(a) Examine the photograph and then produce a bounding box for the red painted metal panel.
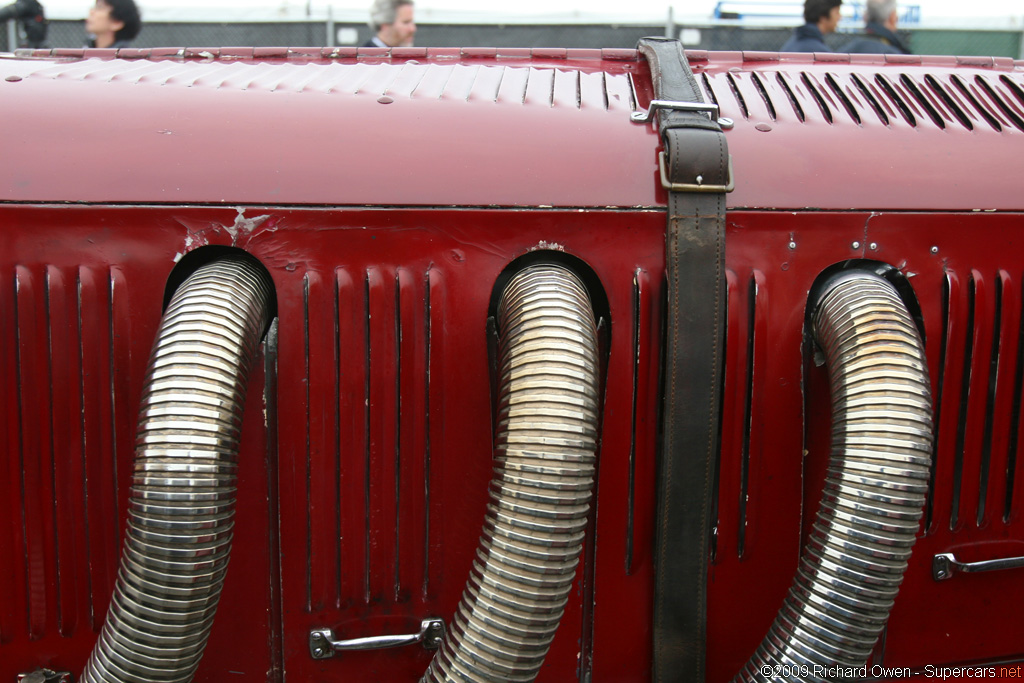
[16,265,59,641]
[717,269,745,564]
[306,270,338,612]
[929,270,964,537]
[3,195,1024,682]
[46,266,87,638]
[985,272,1019,531]
[957,270,993,531]
[0,267,28,646]
[336,267,369,605]
[707,214,859,683]
[425,266,448,601]
[80,204,660,682]
[395,267,429,602]
[0,54,658,209]
[687,53,1024,212]
[201,354,275,679]
[4,51,1022,212]
[842,212,1024,670]
[77,266,119,633]
[366,265,399,605]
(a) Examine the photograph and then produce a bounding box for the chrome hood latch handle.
[309,619,445,659]
[933,551,1024,581]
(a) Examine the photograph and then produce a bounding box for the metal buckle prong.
[631,99,721,124]
[658,151,735,193]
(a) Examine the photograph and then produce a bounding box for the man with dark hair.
[780,0,842,52]
[0,0,47,49]
[845,0,910,54]
[362,0,415,48]
[85,0,140,48]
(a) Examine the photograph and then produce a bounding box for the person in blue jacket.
[845,0,911,54]
[781,0,842,52]
[85,0,140,48]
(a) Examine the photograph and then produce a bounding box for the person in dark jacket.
[844,0,910,54]
[85,0,140,48]
[362,0,415,48]
[780,0,842,53]
[0,0,47,49]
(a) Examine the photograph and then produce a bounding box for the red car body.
[1,44,1022,681]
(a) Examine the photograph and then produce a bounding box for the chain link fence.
[4,18,1022,58]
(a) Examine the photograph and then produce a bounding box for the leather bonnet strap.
[637,36,730,683]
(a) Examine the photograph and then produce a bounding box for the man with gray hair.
[844,0,910,54]
[362,0,415,48]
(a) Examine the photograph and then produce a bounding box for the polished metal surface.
[933,552,1024,581]
[735,272,934,683]
[310,619,445,659]
[422,264,600,683]
[81,256,273,683]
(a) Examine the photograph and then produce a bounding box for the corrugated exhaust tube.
[735,272,933,683]
[423,264,601,683]
[82,256,273,683]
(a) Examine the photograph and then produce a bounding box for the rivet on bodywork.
[931,246,939,254]
[852,241,861,249]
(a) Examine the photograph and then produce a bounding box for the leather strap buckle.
[632,99,720,124]
[658,151,734,193]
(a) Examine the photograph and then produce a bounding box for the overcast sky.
[42,0,1024,26]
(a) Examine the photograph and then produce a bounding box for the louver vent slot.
[875,74,917,126]
[950,74,1003,131]
[701,71,719,112]
[727,72,750,120]
[930,269,1022,536]
[750,72,777,121]
[0,265,131,643]
[975,75,1024,132]
[625,268,658,575]
[1001,75,1024,111]
[714,269,768,562]
[776,72,806,122]
[851,73,890,125]
[825,72,861,124]
[900,74,946,129]
[287,265,438,612]
[925,74,974,130]
[801,72,833,123]
[24,59,636,113]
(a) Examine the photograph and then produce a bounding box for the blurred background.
[5,0,1024,57]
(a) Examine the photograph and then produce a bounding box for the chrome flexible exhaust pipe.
[82,256,273,683]
[423,264,601,683]
[736,272,933,682]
